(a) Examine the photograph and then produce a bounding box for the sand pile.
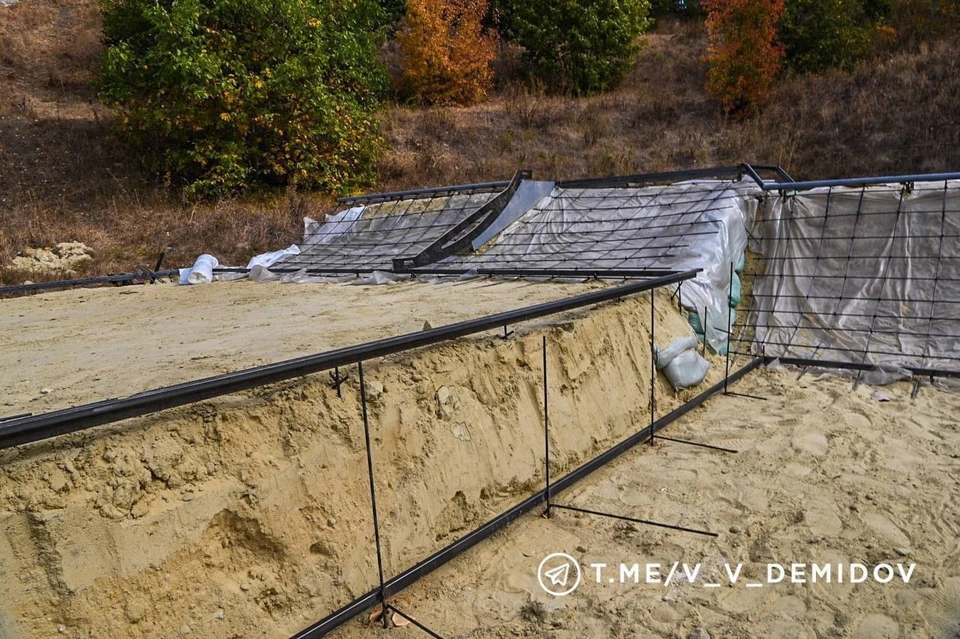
[0,279,602,414]
[0,286,708,638]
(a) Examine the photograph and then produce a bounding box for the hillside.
[1,1,958,282]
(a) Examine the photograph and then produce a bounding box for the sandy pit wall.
[0,288,725,638]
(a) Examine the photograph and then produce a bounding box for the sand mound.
[0,288,710,637]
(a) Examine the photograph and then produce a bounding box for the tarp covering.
[279,192,496,272]
[748,180,960,376]
[443,180,762,350]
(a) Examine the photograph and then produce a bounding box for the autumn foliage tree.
[396,0,498,105]
[703,0,786,117]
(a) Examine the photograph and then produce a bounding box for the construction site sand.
[0,279,603,414]
[0,279,712,637]
[332,370,960,639]
[1,280,958,638]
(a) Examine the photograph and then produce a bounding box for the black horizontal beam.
[759,172,960,192]
[557,166,746,189]
[0,270,179,296]
[337,180,512,205]
[0,271,698,450]
[403,267,686,278]
[760,355,960,379]
[215,266,686,280]
[291,356,762,638]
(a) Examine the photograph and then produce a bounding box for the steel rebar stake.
[724,262,734,394]
[358,361,389,628]
[543,335,551,518]
[649,289,656,445]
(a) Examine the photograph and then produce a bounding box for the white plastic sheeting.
[246,244,300,270]
[441,180,762,351]
[748,181,960,376]
[179,254,219,285]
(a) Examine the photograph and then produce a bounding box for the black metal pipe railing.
[0,270,699,449]
[337,180,512,205]
[0,270,179,297]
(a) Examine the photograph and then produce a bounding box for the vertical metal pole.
[358,361,389,628]
[649,289,656,445]
[677,280,683,312]
[702,306,708,357]
[543,335,551,518]
[724,262,734,394]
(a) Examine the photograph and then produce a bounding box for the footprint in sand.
[852,613,899,639]
[863,512,911,547]
[792,431,828,457]
[843,410,872,430]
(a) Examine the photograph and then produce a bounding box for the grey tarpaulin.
[747,180,960,376]
[441,179,762,351]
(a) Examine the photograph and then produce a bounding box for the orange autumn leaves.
[396,0,498,106]
[703,0,786,117]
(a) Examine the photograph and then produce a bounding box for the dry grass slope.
[0,4,958,282]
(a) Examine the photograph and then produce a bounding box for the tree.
[501,0,652,95]
[778,0,886,73]
[396,0,498,105]
[99,0,389,198]
[703,0,786,116]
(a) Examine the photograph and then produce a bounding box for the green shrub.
[649,0,703,16]
[99,0,389,198]
[500,0,652,95]
[778,0,886,73]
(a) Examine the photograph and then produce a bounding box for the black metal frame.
[392,170,531,271]
[0,269,179,297]
[1,163,786,296]
[2,265,772,639]
[291,355,761,639]
[734,173,960,387]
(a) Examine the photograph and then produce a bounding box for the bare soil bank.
[0,284,707,638]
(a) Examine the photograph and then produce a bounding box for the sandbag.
[729,272,742,306]
[663,349,711,390]
[655,334,699,369]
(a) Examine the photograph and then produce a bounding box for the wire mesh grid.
[438,180,762,272]
[279,189,499,272]
[735,180,960,377]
